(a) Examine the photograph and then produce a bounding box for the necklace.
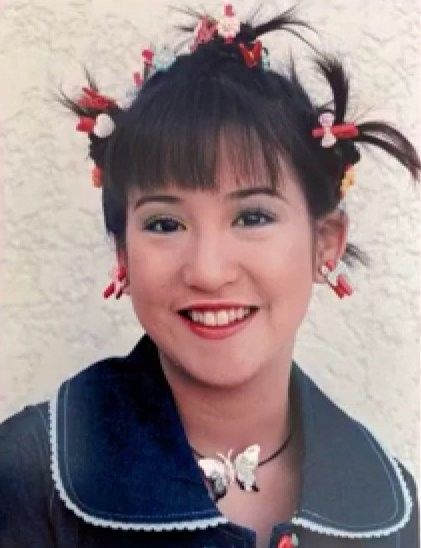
[191,431,293,501]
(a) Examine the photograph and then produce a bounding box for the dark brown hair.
[60,5,420,267]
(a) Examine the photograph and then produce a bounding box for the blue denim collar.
[49,333,412,538]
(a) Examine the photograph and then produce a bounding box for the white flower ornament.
[318,111,337,148]
[93,113,115,138]
[216,4,241,42]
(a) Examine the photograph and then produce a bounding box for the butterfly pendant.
[197,444,260,501]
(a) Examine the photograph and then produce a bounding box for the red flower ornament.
[238,40,262,68]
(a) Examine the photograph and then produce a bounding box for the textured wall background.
[0,0,419,483]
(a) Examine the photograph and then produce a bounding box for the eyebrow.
[132,187,285,210]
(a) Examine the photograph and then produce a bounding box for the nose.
[181,232,238,292]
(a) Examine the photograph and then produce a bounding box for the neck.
[159,348,295,462]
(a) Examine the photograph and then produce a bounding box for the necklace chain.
[191,429,293,466]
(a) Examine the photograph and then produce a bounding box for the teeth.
[204,311,218,326]
[228,309,237,323]
[187,307,252,326]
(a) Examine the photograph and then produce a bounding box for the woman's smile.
[177,305,259,340]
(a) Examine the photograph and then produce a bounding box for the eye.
[235,208,276,227]
[143,217,184,233]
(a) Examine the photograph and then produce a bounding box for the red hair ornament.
[191,16,218,51]
[312,112,358,148]
[142,48,154,66]
[76,116,96,133]
[77,87,116,111]
[133,72,143,88]
[238,40,262,68]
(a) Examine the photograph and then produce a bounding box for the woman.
[0,4,419,547]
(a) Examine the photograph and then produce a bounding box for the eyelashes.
[142,208,277,233]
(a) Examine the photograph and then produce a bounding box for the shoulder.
[291,363,419,543]
[0,402,50,470]
[0,401,51,485]
[0,401,49,443]
[0,402,55,544]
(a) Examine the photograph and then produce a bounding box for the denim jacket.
[0,333,419,547]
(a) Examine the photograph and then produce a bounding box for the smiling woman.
[0,2,420,548]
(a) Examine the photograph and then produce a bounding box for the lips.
[178,306,258,340]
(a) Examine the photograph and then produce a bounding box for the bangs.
[105,74,290,196]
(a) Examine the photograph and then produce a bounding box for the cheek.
[261,222,314,322]
[254,221,314,282]
[125,228,168,311]
[128,251,168,301]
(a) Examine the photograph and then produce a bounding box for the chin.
[164,347,267,390]
[191,365,260,389]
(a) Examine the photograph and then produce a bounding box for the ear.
[313,208,349,284]
[116,247,130,295]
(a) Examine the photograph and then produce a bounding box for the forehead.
[127,160,306,213]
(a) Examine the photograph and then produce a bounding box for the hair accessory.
[91,165,103,188]
[76,116,96,133]
[261,47,270,70]
[238,40,262,68]
[142,48,154,67]
[340,164,355,198]
[312,111,359,148]
[191,16,218,51]
[216,4,241,43]
[153,46,177,71]
[75,111,115,140]
[278,534,299,548]
[77,87,117,111]
[192,430,292,501]
[103,265,128,299]
[320,259,353,299]
[92,113,116,138]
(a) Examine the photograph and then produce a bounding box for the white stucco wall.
[0,0,419,484]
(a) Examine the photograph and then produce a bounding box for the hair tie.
[312,111,359,148]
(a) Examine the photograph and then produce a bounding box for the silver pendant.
[197,445,260,500]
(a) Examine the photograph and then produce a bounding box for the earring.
[320,259,353,299]
[103,265,128,299]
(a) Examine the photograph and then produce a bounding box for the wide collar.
[49,333,413,538]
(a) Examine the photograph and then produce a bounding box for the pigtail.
[314,55,420,181]
[354,122,420,180]
[315,57,348,123]
[313,54,420,269]
[56,68,121,187]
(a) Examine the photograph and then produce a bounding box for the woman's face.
[122,154,338,387]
